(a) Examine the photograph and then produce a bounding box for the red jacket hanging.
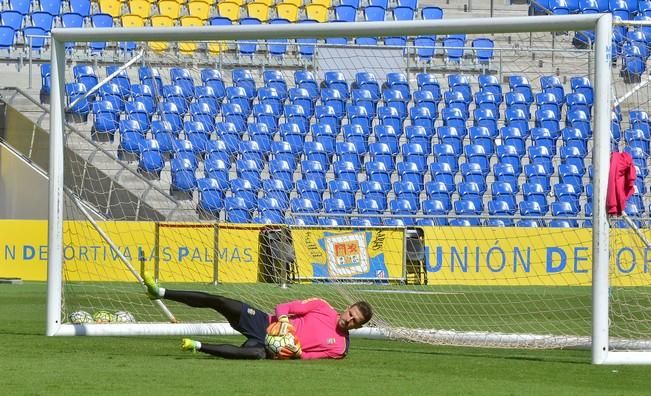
[606,152,636,216]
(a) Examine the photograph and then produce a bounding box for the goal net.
[46,14,646,364]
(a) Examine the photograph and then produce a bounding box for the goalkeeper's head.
[337,301,373,331]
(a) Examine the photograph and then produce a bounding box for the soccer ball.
[265,332,298,355]
[113,311,136,323]
[69,310,93,324]
[92,310,115,323]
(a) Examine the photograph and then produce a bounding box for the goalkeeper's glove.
[266,315,295,336]
[277,341,302,360]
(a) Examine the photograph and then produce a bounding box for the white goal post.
[45,13,641,365]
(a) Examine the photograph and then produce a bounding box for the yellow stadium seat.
[121,13,145,27]
[254,0,275,6]
[179,16,204,54]
[217,2,241,21]
[149,15,174,52]
[187,0,212,20]
[310,0,331,8]
[305,3,328,23]
[128,0,151,19]
[275,2,299,22]
[98,0,122,18]
[158,0,182,20]
[246,2,270,22]
[282,0,302,6]
[224,0,246,6]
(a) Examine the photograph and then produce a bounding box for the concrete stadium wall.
[0,144,48,219]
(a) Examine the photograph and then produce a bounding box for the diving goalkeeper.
[143,273,373,360]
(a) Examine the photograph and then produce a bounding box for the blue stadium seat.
[354,72,381,101]
[342,124,368,158]
[257,87,282,118]
[158,102,183,135]
[433,144,459,174]
[501,126,526,156]
[413,89,439,119]
[570,76,593,106]
[263,179,290,210]
[522,182,549,214]
[560,145,586,175]
[197,178,225,218]
[324,197,350,220]
[236,159,262,191]
[494,163,519,192]
[389,199,416,225]
[458,182,484,212]
[464,144,490,175]
[92,100,119,140]
[204,157,229,186]
[279,122,305,156]
[360,180,387,211]
[453,200,481,226]
[416,73,442,101]
[421,6,443,19]
[170,158,197,197]
[290,197,317,225]
[232,68,257,100]
[69,0,90,16]
[385,72,411,101]
[519,201,546,226]
[393,181,420,211]
[425,182,451,211]
[375,125,399,154]
[369,142,395,172]
[296,178,323,209]
[302,159,327,191]
[226,196,252,223]
[328,180,355,212]
[125,101,151,132]
[528,145,554,175]
[288,87,313,117]
[531,127,557,155]
[472,38,495,65]
[443,36,464,64]
[65,82,90,122]
[257,197,284,224]
[199,69,225,103]
[252,104,276,134]
[312,123,336,157]
[491,181,517,209]
[438,126,462,155]
[508,75,534,106]
[352,89,377,119]
[496,144,523,175]
[315,105,340,132]
[364,5,385,21]
[294,70,319,101]
[139,66,162,98]
[89,13,112,52]
[138,139,164,178]
[478,74,503,104]
[334,160,359,191]
[487,199,515,226]
[402,143,427,171]
[347,105,372,136]
[551,201,579,227]
[469,126,495,156]
[559,164,584,193]
[357,198,382,226]
[441,107,466,137]
[151,121,175,158]
[475,91,500,120]
[525,163,552,193]
[540,75,565,104]
[398,160,424,190]
[231,178,258,210]
[184,121,209,156]
[421,199,448,226]
[460,162,487,194]
[365,161,391,191]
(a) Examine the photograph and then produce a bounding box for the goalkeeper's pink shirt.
[271,298,349,360]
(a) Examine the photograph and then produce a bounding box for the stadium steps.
[0,87,200,221]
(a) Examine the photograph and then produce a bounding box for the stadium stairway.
[0,85,199,221]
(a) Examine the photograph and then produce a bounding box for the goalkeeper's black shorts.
[235,303,270,348]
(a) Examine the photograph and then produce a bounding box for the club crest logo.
[324,233,369,277]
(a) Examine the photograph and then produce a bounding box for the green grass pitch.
[1,282,649,395]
